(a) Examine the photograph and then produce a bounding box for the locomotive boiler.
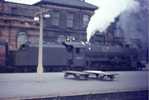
[85,43,139,70]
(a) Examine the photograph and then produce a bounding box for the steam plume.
[86,0,140,42]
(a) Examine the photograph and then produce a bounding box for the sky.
[5,0,96,5]
[5,0,40,4]
[5,0,139,42]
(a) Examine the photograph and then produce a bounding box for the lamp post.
[35,8,50,75]
[37,13,44,74]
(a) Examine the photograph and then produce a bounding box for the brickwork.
[0,1,96,50]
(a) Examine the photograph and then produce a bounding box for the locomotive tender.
[0,41,142,72]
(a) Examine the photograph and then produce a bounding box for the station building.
[0,0,97,50]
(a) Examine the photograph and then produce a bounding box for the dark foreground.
[0,71,148,100]
[30,90,148,100]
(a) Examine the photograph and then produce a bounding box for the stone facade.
[0,0,97,50]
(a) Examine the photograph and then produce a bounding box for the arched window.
[17,31,28,49]
[51,11,60,26]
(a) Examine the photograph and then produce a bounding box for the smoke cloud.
[86,0,140,42]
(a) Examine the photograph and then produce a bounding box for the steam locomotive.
[0,40,143,72]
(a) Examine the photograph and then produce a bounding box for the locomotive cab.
[63,42,86,70]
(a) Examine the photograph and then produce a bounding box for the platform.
[0,71,148,99]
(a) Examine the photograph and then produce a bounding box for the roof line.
[34,1,98,10]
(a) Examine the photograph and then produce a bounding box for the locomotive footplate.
[64,71,89,80]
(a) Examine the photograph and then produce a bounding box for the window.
[0,31,2,37]
[67,13,73,28]
[51,12,60,26]
[11,7,18,13]
[17,32,28,48]
[76,48,80,54]
[83,15,89,27]
[0,3,4,12]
